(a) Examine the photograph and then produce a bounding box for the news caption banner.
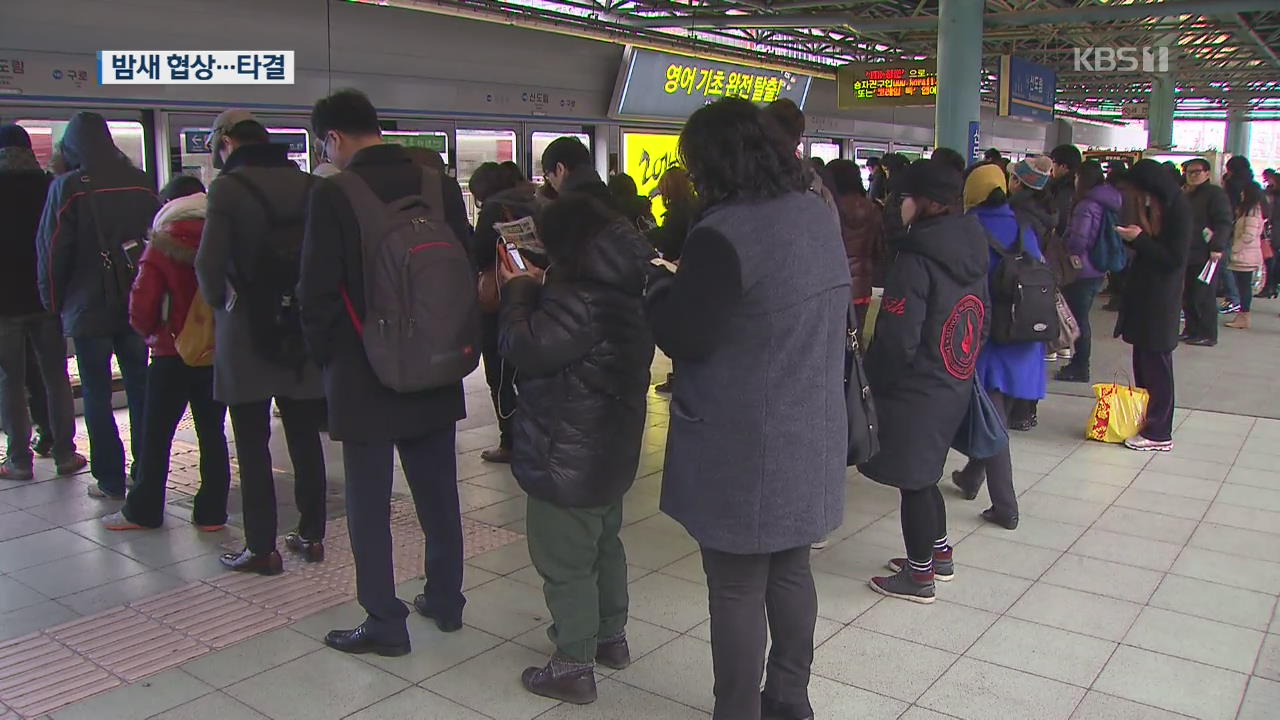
[98,51,295,84]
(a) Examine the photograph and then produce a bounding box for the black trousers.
[900,484,947,563]
[123,356,230,528]
[228,397,327,554]
[343,425,465,643]
[481,314,516,448]
[1182,268,1218,342]
[701,545,816,720]
[1133,348,1175,442]
[956,388,1019,518]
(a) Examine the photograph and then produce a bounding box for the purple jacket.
[1065,183,1123,279]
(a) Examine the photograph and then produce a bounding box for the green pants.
[525,496,629,664]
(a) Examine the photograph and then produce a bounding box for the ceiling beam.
[625,0,1277,30]
[1235,13,1280,69]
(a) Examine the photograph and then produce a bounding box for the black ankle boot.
[521,655,597,704]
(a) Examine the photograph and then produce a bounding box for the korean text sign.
[837,60,938,109]
[612,47,811,120]
[99,51,294,84]
[998,55,1056,122]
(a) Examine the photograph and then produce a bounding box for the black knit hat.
[897,158,963,206]
[0,124,32,149]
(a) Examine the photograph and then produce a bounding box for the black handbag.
[952,380,1009,459]
[845,307,880,466]
[82,175,145,313]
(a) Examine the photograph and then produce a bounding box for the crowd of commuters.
[5,87,1280,720]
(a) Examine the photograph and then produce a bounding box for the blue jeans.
[1220,261,1242,305]
[73,331,148,495]
[1061,277,1104,373]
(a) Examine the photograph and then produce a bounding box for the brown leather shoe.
[595,634,630,670]
[521,656,596,704]
[219,548,283,575]
[284,532,325,563]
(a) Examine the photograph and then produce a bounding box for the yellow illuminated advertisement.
[623,131,681,223]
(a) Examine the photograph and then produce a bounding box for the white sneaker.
[1045,352,1060,361]
[811,538,830,550]
[1058,349,1074,360]
[1124,435,1173,452]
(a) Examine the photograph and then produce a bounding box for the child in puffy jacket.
[1226,181,1267,330]
[100,176,232,533]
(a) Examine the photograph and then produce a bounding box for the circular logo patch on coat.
[940,294,984,380]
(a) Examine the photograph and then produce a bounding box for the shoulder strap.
[80,175,114,256]
[985,231,1010,258]
[223,172,280,226]
[420,168,446,224]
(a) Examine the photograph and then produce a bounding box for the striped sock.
[908,557,933,574]
[934,537,951,554]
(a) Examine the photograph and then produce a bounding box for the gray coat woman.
[645,98,849,720]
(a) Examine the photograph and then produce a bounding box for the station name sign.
[998,55,1056,123]
[837,60,938,109]
[611,47,811,120]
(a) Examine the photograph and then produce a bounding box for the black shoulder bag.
[846,306,880,466]
[82,175,145,314]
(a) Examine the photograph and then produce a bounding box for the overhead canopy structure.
[355,0,1280,120]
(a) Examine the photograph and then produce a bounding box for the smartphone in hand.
[505,241,527,271]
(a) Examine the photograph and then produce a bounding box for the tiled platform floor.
[3,305,1280,719]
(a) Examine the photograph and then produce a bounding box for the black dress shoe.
[762,692,815,720]
[981,508,1019,530]
[951,471,979,501]
[324,624,411,657]
[1185,337,1217,347]
[219,548,283,575]
[413,594,463,632]
[284,532,325,563]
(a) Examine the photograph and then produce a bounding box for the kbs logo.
[1073,46,1169,73]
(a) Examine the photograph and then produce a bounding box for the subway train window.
[809,141,840,164]
[458,128,516,221]
[17,119,147,172]
[531,131,590,183]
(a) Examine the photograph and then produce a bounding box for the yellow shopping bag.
[1086,382,1150,443]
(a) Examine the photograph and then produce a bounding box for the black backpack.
[225,172,312,372]
[987,224,1059,345]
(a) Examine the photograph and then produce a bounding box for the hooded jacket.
[971,203,1047,402]
[1065,183,1124,280]
[129,193,205,356]
[0,147,51,317]
[1047,171,1075,237]
[1114,160,1191,353]
[859,212,990,490]
[36,112,159,337]
[499,194,656,507]
[1008,187,1055,242]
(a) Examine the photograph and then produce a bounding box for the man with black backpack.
[196,110,328,575]
[36,112,155,499]
[298,90,477,657]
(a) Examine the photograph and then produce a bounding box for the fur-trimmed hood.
[148,192,206,264]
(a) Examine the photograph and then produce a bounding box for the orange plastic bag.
[1086,382,1149,443]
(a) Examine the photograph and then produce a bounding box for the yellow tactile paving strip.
[0,498,523,719]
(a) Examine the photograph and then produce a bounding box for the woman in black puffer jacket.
[497,191,655,705]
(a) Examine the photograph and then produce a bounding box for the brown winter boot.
[1226,312,1251,329]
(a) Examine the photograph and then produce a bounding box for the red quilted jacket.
[129,194,205,357]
